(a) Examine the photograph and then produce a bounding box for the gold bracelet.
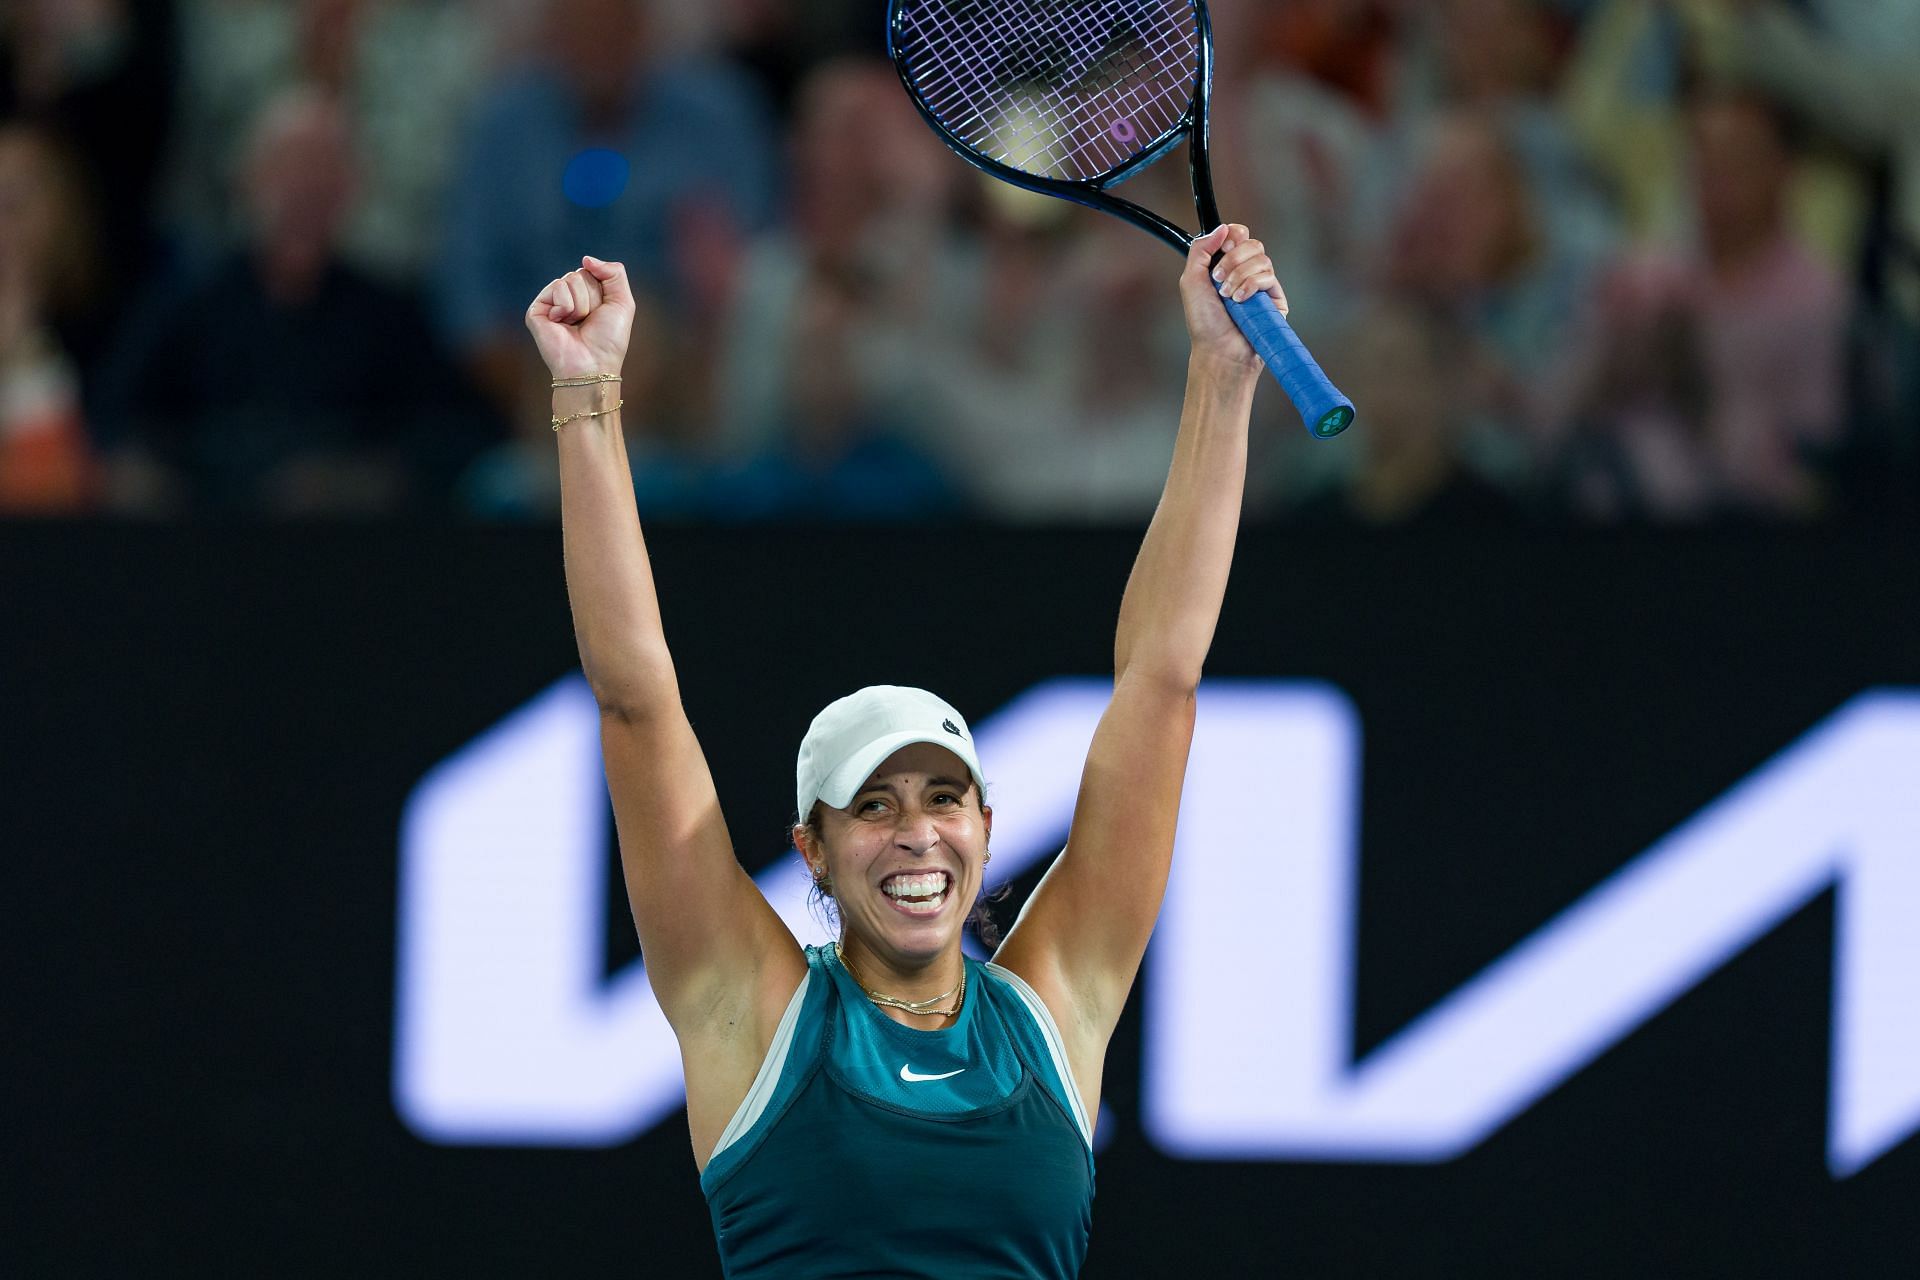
[551,398,624,431]
[551,373,622,388]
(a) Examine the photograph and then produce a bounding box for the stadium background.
[5,1,1918,1275]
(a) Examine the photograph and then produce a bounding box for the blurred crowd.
[1,0,1915,524]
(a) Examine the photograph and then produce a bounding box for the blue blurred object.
[562,148,630,208]
[436,62,779,350]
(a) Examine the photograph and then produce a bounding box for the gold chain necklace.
[836,943,966,1018]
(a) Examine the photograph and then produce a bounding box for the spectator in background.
[1675,87,1845,511]
[98,88,492,517]
[438,0,778,431]
[1562,0,1874,274]
[1392,0,1616,264]
[1702,0,1920,506]
[1297,300,1521,524]
[713,0,888,119]
[1560,0,1696,246]
[1551,254,1718,519]
[1220,0,1405,506]
[711,0,810,117]
[0,121,100,513]
[1552,90,1846,518]
[1257,0,1401,121]
[160,0,490,284]
[706,59,959,520]
[1374,111,1599,493]
[1227,0,1398,326]
[0,0,177,384]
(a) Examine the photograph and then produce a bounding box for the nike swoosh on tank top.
[701,945,1096,1278]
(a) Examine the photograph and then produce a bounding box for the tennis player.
[527,222,1286,1278]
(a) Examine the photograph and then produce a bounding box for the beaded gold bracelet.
[552,399,624,431]
[551,373,622,388]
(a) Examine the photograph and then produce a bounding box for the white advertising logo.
[393,679,1920,1176]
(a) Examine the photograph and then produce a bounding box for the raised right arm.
[527,258,804,1052]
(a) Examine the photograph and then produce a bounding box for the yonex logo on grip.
[1317,409,1354,438]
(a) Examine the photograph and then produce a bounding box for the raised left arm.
[994,226,1282,1091]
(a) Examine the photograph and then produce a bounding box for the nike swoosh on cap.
[899,1064,966,1083]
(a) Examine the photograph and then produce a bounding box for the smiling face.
[795,742,992,974]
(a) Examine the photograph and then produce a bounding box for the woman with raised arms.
[525,222,1287,1278]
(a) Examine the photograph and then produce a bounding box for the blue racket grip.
[1222,290,1355,438]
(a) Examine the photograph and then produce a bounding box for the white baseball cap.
[795,686,986,822]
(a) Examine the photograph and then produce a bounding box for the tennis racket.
[888,0,1355,438]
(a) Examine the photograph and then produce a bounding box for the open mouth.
[880,870,952,917]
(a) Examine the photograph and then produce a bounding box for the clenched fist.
[526,255,635,381]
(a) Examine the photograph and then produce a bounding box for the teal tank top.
[700,944,1096,1278]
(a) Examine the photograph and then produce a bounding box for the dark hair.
[793,781,1007,948]
[0,122,102,321]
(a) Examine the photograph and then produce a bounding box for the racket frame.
[886,0,1355,438]
[886,0,1219,257]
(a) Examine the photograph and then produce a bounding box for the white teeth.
[883,872,951,900]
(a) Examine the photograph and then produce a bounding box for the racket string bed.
[903,0,1199,182]
[891,0,1357,436]
[911,6,1088,168]
[1015,2,1194,175]
[922,2,1193,179]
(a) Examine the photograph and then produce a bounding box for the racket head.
[888,0,1357,438]
[888,0,1208,203]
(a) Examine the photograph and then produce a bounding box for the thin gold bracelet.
[551,399,624,431]
[551,373,622,388]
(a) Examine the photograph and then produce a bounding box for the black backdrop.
[7,520,1918,1276]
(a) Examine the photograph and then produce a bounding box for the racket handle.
[1223,291,1355,439]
